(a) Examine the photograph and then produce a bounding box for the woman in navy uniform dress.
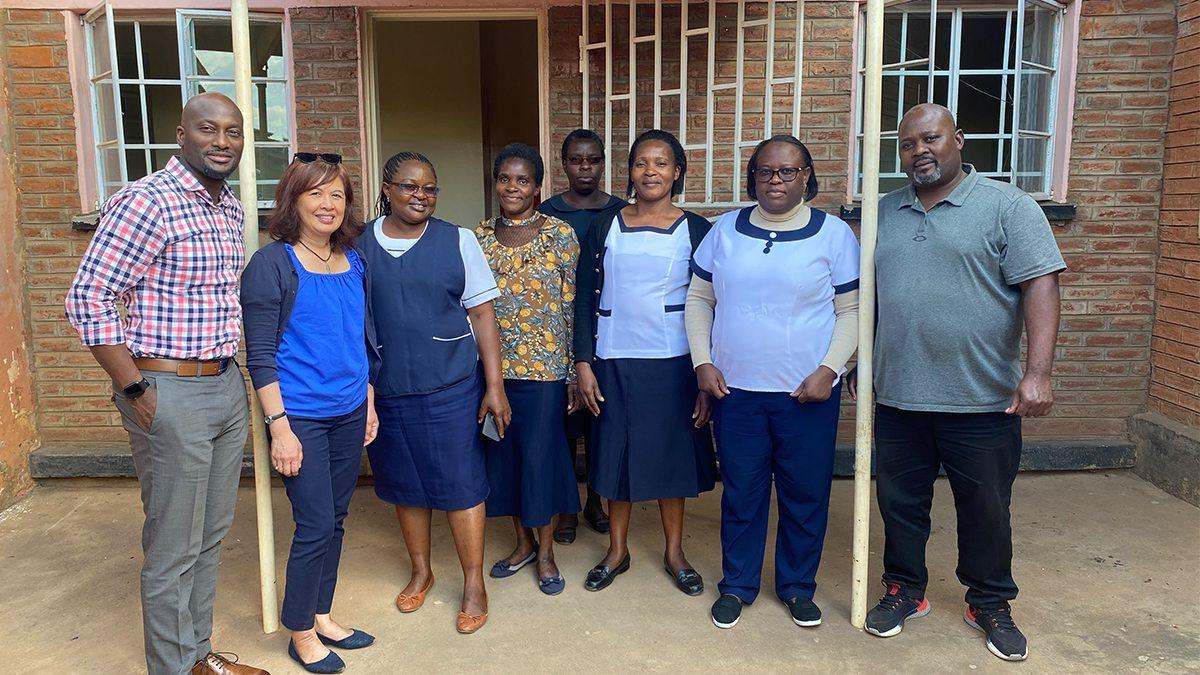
[359,151,510,635]
[574,129,718,596]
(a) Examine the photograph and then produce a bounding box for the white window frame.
[580,0,805,209]
[852,0,1066,200]
[82,6,291,209]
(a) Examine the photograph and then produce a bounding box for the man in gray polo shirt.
[851,104,1064,661]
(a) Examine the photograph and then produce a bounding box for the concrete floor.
[0,472,1197,674]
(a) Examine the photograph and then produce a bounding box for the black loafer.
[666,565,704,596]
[584,554,630,591]
[553,525,577,545]
[584,509,611,534]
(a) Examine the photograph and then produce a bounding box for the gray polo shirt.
[873,165,1066,413]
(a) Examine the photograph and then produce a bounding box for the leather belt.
[133,357,230,377]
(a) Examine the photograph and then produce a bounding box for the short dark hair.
[561,129,605,160]
[493,142,545,187]
[626,129,687,198]
[268,158,363,251]
[377,151,436,217]
[745,134,818,202]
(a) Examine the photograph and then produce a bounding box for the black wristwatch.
[123,378,151,400]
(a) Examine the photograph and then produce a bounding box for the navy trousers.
[874,404,1022,609]
[278,402,367,631]
[713,386,840,604]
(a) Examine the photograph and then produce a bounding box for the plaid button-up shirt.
[66,156,246,360]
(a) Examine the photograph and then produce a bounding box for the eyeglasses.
[293,152,342,165]
[387,181,440,197]
[753,166,810,183]
[566,155,604,167]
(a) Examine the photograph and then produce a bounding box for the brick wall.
[1148,0,1200,427]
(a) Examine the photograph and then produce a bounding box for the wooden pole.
[851,0,885,630]
[230,0,279,635]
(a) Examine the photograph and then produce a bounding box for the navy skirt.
[589,355,717,502]
[368,370,489,511]
[484,379,582,527]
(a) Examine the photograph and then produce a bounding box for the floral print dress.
[475,215,580,382]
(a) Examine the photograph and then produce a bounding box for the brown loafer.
[456,595,489,634]
[395,576,435,613]
[192,652,270,675]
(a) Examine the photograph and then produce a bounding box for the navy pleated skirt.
[484,379,582,527]
[368,370,489,511]
[588,355,717,502]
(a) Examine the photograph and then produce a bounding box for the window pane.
[195,81,289,143]
[933,74,949,107]
[1015,135,1048,193]
[115,23,137,79]
[883,13,903,64]
[902,74,930,114]
[962,137,1002,174]
[146,85,184,143]
[880,176,910,193]
[904,10,931,62]
[125,149,149,181]
[957,75,1004,134]
[959,12,1009,70]
[1022,5,1059,69]
[101,146,122,186]
[120,84,144,143]
[227,146,290,203]
[140,23,181,80]
[96,81,118,142]
[881,137,899,175]
[190,19,284,80]
[882,76,900,131]
[934,12,952,70]
[1018,71,1054,133]
[90,17,112,77]
[151,149,178,172]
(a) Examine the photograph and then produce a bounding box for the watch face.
[124,379,149,397]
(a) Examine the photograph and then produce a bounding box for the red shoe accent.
[917,597,930,612]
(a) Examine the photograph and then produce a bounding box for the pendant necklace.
[297,240,333,273]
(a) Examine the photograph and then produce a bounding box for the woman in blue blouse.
[360,151,510,635]
[242,153,380,673]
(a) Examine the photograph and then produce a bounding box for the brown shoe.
[395,575,435,613]
[456,594,488,635]
[192,652,270,675]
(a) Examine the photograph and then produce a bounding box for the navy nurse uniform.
[359,216,501,511]
[574,208,717,502]
[691,206,861,605]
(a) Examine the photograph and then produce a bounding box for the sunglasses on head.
[293,152,343,165]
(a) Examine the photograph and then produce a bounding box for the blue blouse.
[276,245,369,418]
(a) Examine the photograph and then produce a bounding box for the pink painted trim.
[63,10,98,212]
[354,8,372,221]
[1051,0,1081,203]
[845,4,863,204]
[283,9,298,162]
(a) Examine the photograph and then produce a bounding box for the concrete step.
[30,439,1136,480]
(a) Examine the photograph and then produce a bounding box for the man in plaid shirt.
[66,93,268,675]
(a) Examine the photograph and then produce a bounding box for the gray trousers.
[114,366,249,675]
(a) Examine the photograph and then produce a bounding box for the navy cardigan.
[572,205,713,364]
[241,240,382,391]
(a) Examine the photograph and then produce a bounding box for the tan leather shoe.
[192,651,270,675]
[456,594,488,635]
[395,575,435,613]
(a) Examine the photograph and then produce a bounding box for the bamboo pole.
[851,0,885,630]
[230,0,279,635]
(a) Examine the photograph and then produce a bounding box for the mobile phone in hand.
[482,412,501,441]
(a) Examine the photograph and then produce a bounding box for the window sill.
[71,211,275,232]
[838,202,1076,223]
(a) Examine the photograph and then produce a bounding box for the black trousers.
[875,404,1022,609]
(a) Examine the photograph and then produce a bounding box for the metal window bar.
[581,0,805,208]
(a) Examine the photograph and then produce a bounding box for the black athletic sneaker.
[711,593,743,629]
[965,605,1028,661]
[864,583,931,637]
[786,596,822,627]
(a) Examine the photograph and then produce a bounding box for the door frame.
[360,7,552,216]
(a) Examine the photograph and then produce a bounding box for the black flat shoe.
[553,525,577,545]
[584,554,630,591]
[583,509,610,534]
[665,565,704,596]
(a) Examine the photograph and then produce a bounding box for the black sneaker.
[965,605,1028,661]
[711,593,743,629]
[865,582,931,637]
[786,596,822,627]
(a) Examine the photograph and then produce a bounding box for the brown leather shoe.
[192,652,270,675]
[395,575,435,613]
[456,594,488,635]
